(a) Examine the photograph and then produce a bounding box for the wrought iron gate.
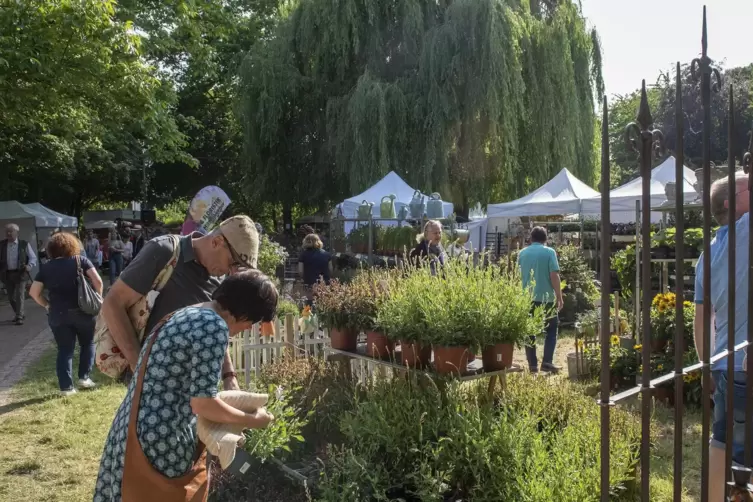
[598,6,753,501]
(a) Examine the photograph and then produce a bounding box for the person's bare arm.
[549,271,564,311]
[694,304,704,361]
[29,281,47,310]
[86,267,103,295]
[101,280,143,370]
[190,397,273,428]
[222,350,239,390]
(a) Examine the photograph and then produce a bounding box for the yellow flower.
[657,364,664,371]
[611,335,620,346]
[576,339,584,349]
[634,344,642,351]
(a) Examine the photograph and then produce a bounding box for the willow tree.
[237,0,603,218]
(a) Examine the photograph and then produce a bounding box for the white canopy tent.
[487,168,600,218]
[580,156,697,223]
[24,202,78,229]
[338,171,454,220]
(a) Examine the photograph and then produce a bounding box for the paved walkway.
[0,301,54,406]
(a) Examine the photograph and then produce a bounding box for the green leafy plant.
[257,235,288,279]
[347,226,371,253]
[243,384,316,462]
[313,280,354,330]
[276,298,300,320]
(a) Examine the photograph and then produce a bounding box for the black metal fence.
[598,6,753,501]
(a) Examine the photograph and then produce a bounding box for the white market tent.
[580,156,697,223]
[338,171,454,220]
[24,202,78,229]
[487,168,600,218]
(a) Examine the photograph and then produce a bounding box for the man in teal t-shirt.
[517,226,564,373]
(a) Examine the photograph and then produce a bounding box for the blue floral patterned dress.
[93,307,228,502]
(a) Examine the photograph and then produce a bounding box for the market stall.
[580,156,697,223]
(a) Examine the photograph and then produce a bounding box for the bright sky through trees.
[580,0,753,97]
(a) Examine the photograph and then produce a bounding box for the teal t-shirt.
[518,243,560,303]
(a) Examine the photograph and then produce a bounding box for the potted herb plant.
[350,272,394,358]
[479,266,547,371]
[313,280,357,351]
[376,264,434,368]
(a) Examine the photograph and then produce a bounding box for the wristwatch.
[222,371,237,381]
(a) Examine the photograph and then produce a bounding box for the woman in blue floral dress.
[93,270,278,502]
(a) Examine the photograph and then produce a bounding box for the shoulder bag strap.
[150,234,181,292]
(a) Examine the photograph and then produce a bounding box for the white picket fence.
[228,315,397,386]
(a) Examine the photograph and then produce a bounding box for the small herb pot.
[481,343,514,372]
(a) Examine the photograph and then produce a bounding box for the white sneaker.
[78,378,96,389]
[60,388,77,397]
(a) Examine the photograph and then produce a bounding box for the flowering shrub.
[257,235,288,279]
[650,293,694,347]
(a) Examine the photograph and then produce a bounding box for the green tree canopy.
[0,0,187,214]
[237,0,603,217]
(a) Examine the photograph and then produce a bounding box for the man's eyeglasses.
[222,235,247,269]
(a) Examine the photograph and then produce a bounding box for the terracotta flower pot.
[481,343,514,371]
[329,327,358,352]
[650,339,668,353]
[400,341,432,368]
[366,331,394,359]
[433,346,470,375]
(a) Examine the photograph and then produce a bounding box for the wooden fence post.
[285,313,296,358]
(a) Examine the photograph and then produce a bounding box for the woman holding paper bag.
[94,270,278,502]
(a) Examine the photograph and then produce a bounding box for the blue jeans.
[50,310,96,391]
[711,370,750,465]
[109,252,123,285]
[525,302,559,369]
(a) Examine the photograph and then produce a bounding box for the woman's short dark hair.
[530,226,548,243]
[47,232,82,258]
[212,270,279,323]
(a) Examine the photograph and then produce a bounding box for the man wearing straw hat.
[694,172,750,501]
[102,215,260,390]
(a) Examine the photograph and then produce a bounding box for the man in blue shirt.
[694,171,750,500]
[518,226,564,373]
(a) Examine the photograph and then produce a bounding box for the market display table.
[324,343,523,397]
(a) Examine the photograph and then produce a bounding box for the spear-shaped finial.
[637,80,653,130]
[701,5,708,57]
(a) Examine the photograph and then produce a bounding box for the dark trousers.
[525,301,559,369]
[3,270,27,319]
[50,310,96,391]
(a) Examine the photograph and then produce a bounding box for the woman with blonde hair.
[409,220,446,274]
[297,233,332,304]
[29,232,103,396]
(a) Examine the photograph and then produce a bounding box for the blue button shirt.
[518,243,560,303]
[695,212,749,372]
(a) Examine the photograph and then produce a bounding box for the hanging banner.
[181,186,231,236]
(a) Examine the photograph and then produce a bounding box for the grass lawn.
[0,349,125,502]
[0,334,706,502]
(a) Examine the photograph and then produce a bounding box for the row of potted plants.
[313,258,547,375]
[650,227,704,259]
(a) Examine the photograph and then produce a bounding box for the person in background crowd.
[85,230,100,262]
[0,223,38,325]
[108,232,125,286]
[518,226,564,374]
[38,240,48,263]
[122,232,133,266]
[410,220,446,275]
[29,232,103,396]
[101,215,259,390]
[132,229,145,258]
[298,233,332,305]
[694,172,750,502]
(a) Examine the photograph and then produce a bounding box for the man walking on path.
[0,223,38,325]
[518,226,564,374]
[101,215,259,391]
